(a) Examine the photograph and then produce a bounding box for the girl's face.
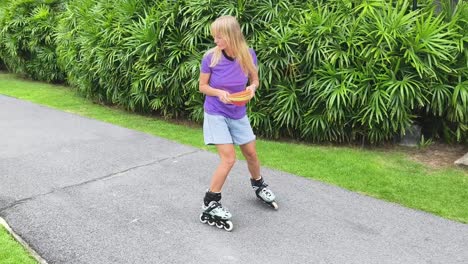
[214,35,228,50]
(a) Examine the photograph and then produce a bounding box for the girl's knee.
[222,156,236,167]
[243,150,257,162]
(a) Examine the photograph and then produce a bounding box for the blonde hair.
[208,16,256,76]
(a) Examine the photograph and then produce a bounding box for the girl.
[198,15,277,231]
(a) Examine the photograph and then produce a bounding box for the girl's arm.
[199,72,231,104]
[246,69,259,98]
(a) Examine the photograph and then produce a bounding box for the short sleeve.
[200,54,212,74]
[250,48,258,66]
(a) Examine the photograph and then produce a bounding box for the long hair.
[208,16,256,76]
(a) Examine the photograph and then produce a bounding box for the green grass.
[0,72,467,227]
[0,226,37,264]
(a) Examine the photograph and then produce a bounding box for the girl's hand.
[246,84,257,99]
[217,90,232,104]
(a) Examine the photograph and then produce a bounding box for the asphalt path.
[1,94,467,264]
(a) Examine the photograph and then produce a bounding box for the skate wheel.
[216,222,224,229]
[271,201,278,210]
[208,219,215,226]
[199,214,207,224]
[224,221,233,232]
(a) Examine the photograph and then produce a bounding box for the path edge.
[0,217,48,264]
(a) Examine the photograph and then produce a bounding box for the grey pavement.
[0,94,467,264]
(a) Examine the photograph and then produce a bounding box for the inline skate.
[251,177,278,209]
[199,191,233,231]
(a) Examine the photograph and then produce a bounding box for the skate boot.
[199,191,234,231]
[251,177,278,209]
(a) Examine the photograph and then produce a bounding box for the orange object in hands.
[228,90,251,106]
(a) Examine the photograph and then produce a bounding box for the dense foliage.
[0,0,66,82]
[1,0,467,143]
[0,2,5,71]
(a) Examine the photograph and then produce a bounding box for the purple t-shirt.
[200,48,257,119]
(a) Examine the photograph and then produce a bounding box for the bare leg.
[209,144,236,193]
[240,140,261,180]
[240,140,278,209]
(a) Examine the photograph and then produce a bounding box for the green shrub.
[293,0,467,143]
[57,0,192,116]
[0,0,66,82]
[0,0,9,70]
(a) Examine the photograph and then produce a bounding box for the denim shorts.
[203,112,256,145]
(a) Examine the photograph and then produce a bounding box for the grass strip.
[0,223,37,264]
